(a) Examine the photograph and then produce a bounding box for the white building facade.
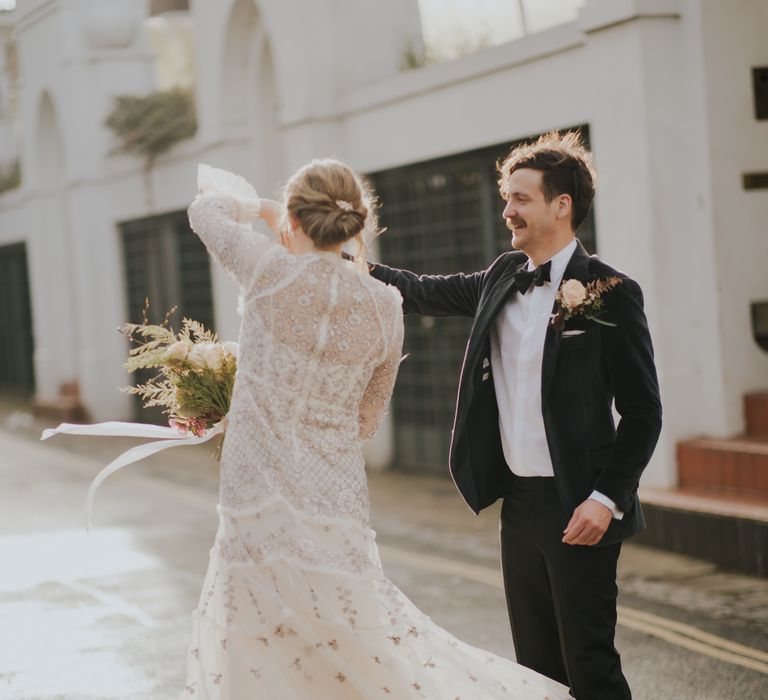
[0,0,767,490]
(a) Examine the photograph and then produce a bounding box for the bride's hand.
[259,199,285,237]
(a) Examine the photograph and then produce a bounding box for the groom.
[370,131,662,699]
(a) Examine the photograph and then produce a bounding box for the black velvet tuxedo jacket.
[371,240,662,545]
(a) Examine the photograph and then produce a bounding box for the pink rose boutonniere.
[550,276,622,331]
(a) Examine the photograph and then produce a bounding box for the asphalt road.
[0,419,766,699]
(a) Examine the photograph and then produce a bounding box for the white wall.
[699,0,768,433]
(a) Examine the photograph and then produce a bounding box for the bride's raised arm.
[187,194,283,288]
[358,304,405,441]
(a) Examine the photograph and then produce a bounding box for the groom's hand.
[562,499,612,546]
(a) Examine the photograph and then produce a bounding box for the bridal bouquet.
[42,162,252,529]
[120,311,238,437]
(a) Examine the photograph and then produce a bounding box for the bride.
[183,158,569,699]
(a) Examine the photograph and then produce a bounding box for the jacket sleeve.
[593,277,663,511]
[368,263,484,317]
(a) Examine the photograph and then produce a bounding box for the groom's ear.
[554,193,573,221]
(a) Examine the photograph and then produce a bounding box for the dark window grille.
[120,210,214,422]
[0,242,35,395]
[368,126,595,473]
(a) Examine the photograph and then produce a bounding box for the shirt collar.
[526,238,577,286]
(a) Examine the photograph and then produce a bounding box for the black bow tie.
[513,260,552,294]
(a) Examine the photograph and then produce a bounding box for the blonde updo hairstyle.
[281,158,379,271]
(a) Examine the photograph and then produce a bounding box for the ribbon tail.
[42,421,186,441]
[81,423,224,532]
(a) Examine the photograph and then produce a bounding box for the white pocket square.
[562,330,586,337]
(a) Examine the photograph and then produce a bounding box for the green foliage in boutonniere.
[550,277,622,331]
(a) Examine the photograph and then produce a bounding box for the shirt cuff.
[589,490,624,520]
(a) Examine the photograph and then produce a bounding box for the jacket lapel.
[476,255,524,331]
[541,240,591,400]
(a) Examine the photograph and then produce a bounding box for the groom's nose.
[503,200,516,219]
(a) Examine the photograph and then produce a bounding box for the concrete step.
[745,391,768,437]
[636,487,768,577]
[677,436,768,498]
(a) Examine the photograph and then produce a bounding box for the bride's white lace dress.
[183,195,570,699]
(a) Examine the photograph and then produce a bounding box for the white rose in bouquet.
[203,344,225,370]
[190,342,225,370]
[164,340,190,363]
[187,343,209,369]
[222,341,239,359]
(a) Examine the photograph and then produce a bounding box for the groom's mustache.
[505,218,526,231]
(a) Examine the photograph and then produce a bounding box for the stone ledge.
[636,488,768,577]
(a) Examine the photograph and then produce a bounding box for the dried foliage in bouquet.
[120,304,237,437]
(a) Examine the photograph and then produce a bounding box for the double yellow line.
[378,544,768,675]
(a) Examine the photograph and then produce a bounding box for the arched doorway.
[220,0,281,186]
[0,243,35,394]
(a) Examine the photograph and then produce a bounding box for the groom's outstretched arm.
[369,263,483,318]
[595,277,663,511]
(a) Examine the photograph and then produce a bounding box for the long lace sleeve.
[187,194,275,287]
[358,300,405,441]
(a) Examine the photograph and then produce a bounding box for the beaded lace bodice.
[188,196,403,527]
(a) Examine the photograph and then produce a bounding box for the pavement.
[0,402,766,699]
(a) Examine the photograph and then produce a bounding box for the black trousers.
[500,476,630,700]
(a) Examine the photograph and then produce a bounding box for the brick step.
[677,437,768,498]
[745,391,768,437]
[636,487,768,577]
[32,395,86,423]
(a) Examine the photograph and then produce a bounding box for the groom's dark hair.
[497,130,597,231]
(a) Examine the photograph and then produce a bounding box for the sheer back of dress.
[188,196,403,525]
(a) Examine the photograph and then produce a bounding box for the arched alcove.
[220,0,281,182]
[36,91,64,187]
[221,0,264,131]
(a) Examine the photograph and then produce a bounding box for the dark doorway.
[0,242,35,395]
[120,210,215,422]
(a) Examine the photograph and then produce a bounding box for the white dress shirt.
[490,238,623,519]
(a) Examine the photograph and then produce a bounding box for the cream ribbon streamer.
[41,421,224,532]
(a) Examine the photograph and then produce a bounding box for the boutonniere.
[550,277,622,331]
